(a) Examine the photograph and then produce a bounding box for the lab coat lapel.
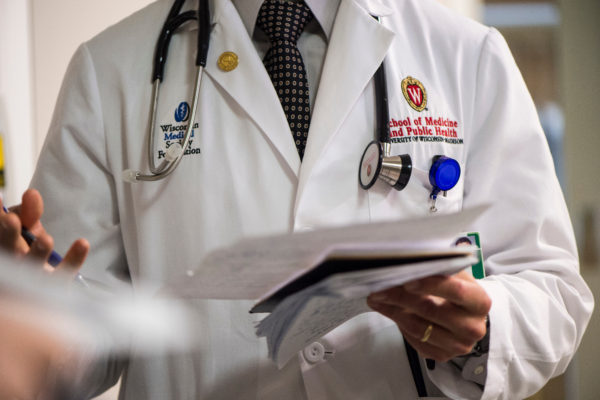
[296,0,394,211]
[204,0,301,175]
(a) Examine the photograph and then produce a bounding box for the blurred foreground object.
[0,251,198,399]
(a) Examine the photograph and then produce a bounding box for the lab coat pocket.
[366,164,464,222]
[410,165,464,215]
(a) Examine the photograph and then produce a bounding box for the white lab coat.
[31,0,593,399]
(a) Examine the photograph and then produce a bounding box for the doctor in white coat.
[1,0,592,399]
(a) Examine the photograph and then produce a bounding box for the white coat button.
[303,342,326,364]
[474,365,485,376]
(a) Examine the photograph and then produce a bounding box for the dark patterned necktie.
[257,0,314,160]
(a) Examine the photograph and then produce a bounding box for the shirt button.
[474,365,485,376]
[303,342,326,364]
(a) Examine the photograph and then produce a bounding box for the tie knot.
[257,0,314,45]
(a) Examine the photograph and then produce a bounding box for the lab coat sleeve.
[30,43,128,399]
[426,28,594,399]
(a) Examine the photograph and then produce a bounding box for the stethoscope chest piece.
[428,155,461,212]
[359,141,412,191]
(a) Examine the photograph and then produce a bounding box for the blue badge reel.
[428,155,461,212]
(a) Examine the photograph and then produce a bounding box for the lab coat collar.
[183,0,343,39]
[182,0,392,35]
[294,0,395,213]
[187,0,394,181]
[354,0,394,17]
[203,0,302,176]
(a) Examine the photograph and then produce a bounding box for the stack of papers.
[253,246,476,366]
[167,205,487,367]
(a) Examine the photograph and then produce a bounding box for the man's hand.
[0,189,89,275]
[367,270,491,362]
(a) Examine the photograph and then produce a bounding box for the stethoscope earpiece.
[359,141,412,191]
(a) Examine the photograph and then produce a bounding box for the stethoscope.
[122,0,461,210]
[122,0,210,183]
[358,27,461,212]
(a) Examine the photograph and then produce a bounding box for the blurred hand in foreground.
[0,189,90,399]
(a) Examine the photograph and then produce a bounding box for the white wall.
[0,0,36,205]
[1,0,154,205]
[31,0,156,155]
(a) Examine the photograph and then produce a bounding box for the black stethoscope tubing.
[123,0,210,183]
[153,0,210,82]
[359,58,413,191]
[374,56,391,145]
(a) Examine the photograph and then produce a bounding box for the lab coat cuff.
[472,279,512,400]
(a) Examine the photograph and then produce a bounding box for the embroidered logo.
[157,102,201,161]
[174,102,190,123]
[401,76,427,112]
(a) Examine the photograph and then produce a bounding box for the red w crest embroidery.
[401,76,427,112]
[406,85,423,107]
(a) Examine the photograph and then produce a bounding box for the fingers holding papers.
[367,270,491,362]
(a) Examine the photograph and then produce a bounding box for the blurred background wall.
[0,0,598,399]
[559,1,600,400]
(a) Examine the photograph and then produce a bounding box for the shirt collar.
[232,0,340,40]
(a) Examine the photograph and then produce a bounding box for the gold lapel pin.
[218,51,239,72]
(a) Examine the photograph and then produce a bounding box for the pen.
[2,206,89,287]
[3,205,62,266]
